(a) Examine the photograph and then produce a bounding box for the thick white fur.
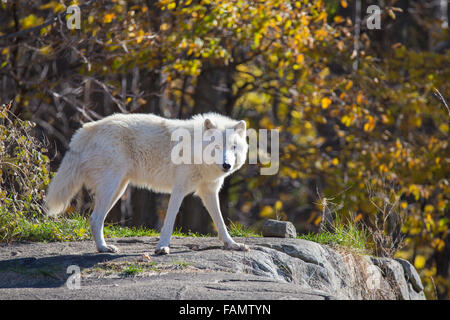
[45,112,249,254]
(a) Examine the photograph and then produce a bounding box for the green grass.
[2,212,91,242]
[0,212,161,243]
[2,211,262,243]
[2,212,235,242]
[228,220,262,238]
[4,214,262,243]
[170,260,192,268]
[120,264,144,277]
[90,261,151,277]
[104,224,159,238]
[171,227,210,238]
[298,223,370,254]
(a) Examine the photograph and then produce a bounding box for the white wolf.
[45,112,249,254]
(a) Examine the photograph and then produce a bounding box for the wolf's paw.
[224,242,250,252]
[155,246,170,255]
[98,244,120,253]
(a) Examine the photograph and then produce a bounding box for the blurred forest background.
[0,0,449,298]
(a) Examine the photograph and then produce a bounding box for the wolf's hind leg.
[90,174,129,253]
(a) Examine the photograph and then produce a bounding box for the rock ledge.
[0,237,425,300]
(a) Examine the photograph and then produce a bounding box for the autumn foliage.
[0,0,448,299]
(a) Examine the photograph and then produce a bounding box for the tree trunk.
[433,234,450,300]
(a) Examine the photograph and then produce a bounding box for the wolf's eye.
[232,145,237,150]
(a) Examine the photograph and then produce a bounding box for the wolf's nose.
[223,163,231,171]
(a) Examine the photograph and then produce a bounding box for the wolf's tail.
[45,149,84,217]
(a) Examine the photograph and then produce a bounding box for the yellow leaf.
[160,23,170,31]
[287,168,298,179]
[378,164,388,173]
[274,201,283,211]
[315,11,327,23]
[103,13,115,24]
[315,29,328,40]
[291,110,301,119]
[21,14,44,29]
[301,15,309,26]
[400,201,408,209]
[414,255,426,269]
[331,158,339,166]
[414,117,422,128]
[260,205,274,218]
[136,29,145,43]
[345,80,353,91]
[314,216,322,226]
[408,184,421,201]
[334,16,344,24]
[364,116,375,132]
[340,0,348,8]
[356,92,363,104]
[341,115,353,127]
[259,117,274,129]
[321,97,332,109]
[432,238,445,252]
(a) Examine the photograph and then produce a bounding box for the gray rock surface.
[261,219,297,238]
[0,237,426,300]
[370,257,426,300]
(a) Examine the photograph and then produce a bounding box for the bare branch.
[433,88,450,117]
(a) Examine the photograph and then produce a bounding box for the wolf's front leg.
[155,185,187,255]
[198,189,250,252]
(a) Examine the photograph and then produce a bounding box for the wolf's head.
[202,117,248,175]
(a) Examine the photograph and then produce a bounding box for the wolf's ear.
[234,120,246,137]
[204,118,216,130]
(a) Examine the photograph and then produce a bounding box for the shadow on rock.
[0,253,128,288]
